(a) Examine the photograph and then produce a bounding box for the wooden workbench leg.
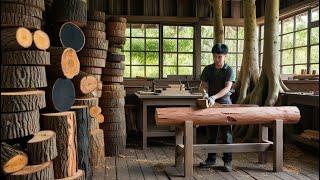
[142,104,147,149]
[175,126,183,169]
[184,121,193,178]
[273,120,283,172]
[258,124,268,163]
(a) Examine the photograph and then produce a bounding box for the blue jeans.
[207,97,233,162]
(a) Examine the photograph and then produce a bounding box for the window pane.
[146,24,159,37]
[282,49,293,65]
[124,66,130,78]
[225,40,237,52]
[295,47,307,64]
[282,17,294,34]
[282,33,294,49]
[310,45,319,63]
[178,39,193,52]
[146,39,159,51]
[146,52,159,65]
[163,53,177,65]
[163,26,177,38]
[295,30,307,47]
[163,39,177,52]
[131,38,145,51]
[131,52,145,65]
[201,53,213,66]
[146,66,159,77]
[124,52,130,65]
[132,66,145,77]
[131,25,144,37]
[238,27,244,39]
[295,64,307,74]
[311,27,319,44]
[226,54,237,66]
[311,7,319,22]
[124,38,130,51]
[163,66,177,77]
[295,12,308,30]
[178,26,193,38]
[238,54,243,65]
[178,67,193,75]
[282,66,293,74]
[201,39,214,51]
[178,54,193,66]
[125,24,130,37]
[238,40,244,52]
[201,26,213,38]
[225,26,237,39]
[311,64,319,74]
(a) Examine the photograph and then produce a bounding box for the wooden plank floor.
[93,143,319,180]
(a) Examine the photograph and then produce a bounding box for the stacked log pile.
[99,17,128,156]
[1,0,55,179]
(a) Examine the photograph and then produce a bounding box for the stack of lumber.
[99,16,128,156]
[1,1,55,179]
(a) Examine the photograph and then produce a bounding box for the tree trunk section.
[74,97,99,107]
[78,49,107,59]
[33,30,50,50]
[1,50,50,66]
[102,69,124,76]
[72,71,98,97]
[83,29,106,39]
[106,21,126,37]
[40,112,77,179]
[1,142,28,174]
[88,10,105,22]
[0,0,45,10]
[101,76,123,83]
[86,21,105,31]
[1,27,32,50]
[89,129,105,168]
[26,130,58,164]
[84,38,108,50]
[6,161,54,180]
[107,52,125,62]
[55,169,85,180]
[78,57,106,68]
[1,13,41,29]
[81,67,102,75]
[209,0,224,43]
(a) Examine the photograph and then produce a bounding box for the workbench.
[135,92,202,149]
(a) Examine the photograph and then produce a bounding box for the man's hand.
[208,96,216,107]
[202,92,209,99]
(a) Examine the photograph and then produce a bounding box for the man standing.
[198,43,235,172]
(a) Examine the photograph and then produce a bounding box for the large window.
[200,26,245,77]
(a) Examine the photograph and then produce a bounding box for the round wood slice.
[78,49,107,59]
[102,121,126,131]
[78,57,106,68]
[101,76,123,83]
[6,161,54,180]
[55,169,85,180]
[33,30,50,50]
[26,130,58,164]
[1,110,40,141]
[1,142,28,174]
[100,98,125,108]
[72,71,98,96]
[89,106,101,118]
[106,21,126,37]
[101,107,125,123]
[105,62,125,69]
[83,29,106,39]
[107,36,126,46]
[84,38,108,50]
[96,114,104,123]
[1,13,41,29]
[52,0,87,27]
[89,117,99,131]
[89,129,105,168]
[87,10,105,22]
[59,22,85,52]
[1,3,43,19]
[107,16,127,23]
[1,27,33,50]
[102,69,124,76]
[102,84,124,91]
[1,90,46,112]
[107,52,125,62]
[81,67,102,75]
[1,50,50,65]
[0,0,45,10]
[86,21,105,31]
[74,97,99,106]
[51,78,75,112]
[1,66,47,88]
[40,111,77,179]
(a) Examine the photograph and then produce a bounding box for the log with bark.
[106,17,127,37]
[101,107,125,123]
[40,111,77,179]
[0,0,45,10]
[78,57,106,68]
[1,50,50,66]
[101,90,126,99]
[208,0,224,43]
[107,36,126,47]
[72,71,98,97]
[1,90,46,113]
[1,27,33,50]
[26,130,58,164]
[101,76,123,83]
[89,118,99,132]
[87,10,105,22]
[107,52,125,62]
[105,62,125,70]
[55,169,85,180]
[1,142,28,174]
[78,49,107,59]
[102,69,124,76]
[81,67,102,75]
[33,30,50,50]
[86,21,105,31]
[1,13,42,29]
[102,84,124,91]
[84,38,108,50]
[100,97,125,108]
[1,2,43,19]
[74,97,99,107]
[83,29,106,39]
[1,110,40,141]
[6,161,54,180]
[89,129,105,168]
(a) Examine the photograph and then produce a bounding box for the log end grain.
[33,30,50,50]
[16,27,33,48]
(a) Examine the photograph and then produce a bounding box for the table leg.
[175,126,183,169]
[142,103,147,149]
[273,120,283,172]
[258,124,268,163]
[184,121,193,177]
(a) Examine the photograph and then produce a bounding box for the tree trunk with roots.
[208,0,224,43]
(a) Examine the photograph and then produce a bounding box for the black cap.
[212,43,228,54]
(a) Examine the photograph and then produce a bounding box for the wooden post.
[142,104,147,149]
[184,121,193,177]
[175,126,183,169]
[258,124,268,163]
[273,119,283,172]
